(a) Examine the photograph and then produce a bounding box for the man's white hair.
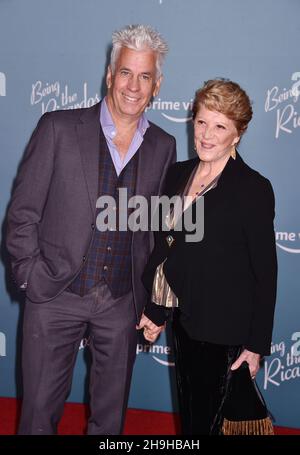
[110,24,168,80]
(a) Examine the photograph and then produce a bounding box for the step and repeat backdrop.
[1,0,300,429]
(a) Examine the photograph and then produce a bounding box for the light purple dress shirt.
[100,97,150,176]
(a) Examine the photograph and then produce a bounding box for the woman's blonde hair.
[192,79,253,136]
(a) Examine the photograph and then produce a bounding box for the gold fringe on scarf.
[222,417,274,435]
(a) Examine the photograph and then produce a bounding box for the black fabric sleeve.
[143,301,171,326]
[238,176,277,355]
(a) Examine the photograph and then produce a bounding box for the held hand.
[136,313,165,343]
[230,349,261,379]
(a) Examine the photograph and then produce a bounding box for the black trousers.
[172,311,241,435]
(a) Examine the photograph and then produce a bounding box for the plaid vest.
[69,141,139,297]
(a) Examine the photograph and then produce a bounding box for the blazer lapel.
[76,102,101,216]
[170,154,243,227]
[203,153,244,216]
[167,158,199,198]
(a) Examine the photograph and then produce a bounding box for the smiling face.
[106,46,162,123]
[194,104,240,163]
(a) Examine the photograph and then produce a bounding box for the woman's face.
[194,104,240,163]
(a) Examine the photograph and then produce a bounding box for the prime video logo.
[147,98,193,123]
[0,332,6,357]
[276,231,300,253]
[0,72,6,96]
[137,342,174,367]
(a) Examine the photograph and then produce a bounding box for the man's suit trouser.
[18,282,137,435]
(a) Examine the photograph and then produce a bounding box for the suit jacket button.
[82,256,86,262]
[91,223,95,230]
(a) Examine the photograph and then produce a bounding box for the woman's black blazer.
[143,153,277,356]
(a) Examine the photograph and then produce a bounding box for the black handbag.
[221,361,274,435]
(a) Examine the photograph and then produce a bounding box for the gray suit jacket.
[6,102,176,320]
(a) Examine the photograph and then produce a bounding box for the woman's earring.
[230,146,236,160]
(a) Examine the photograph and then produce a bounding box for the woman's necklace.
[195,183,205,195]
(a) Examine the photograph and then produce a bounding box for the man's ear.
[153,75,163,97]
[106,65,112,89]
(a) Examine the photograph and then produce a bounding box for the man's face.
[106,47,162,122]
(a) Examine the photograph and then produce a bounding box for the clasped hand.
[136,314,165,343]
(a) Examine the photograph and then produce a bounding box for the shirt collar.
[100,97,150,139]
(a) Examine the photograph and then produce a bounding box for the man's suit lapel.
[76,103,160,221]
[135,126,159,198]
[76,103,101,217]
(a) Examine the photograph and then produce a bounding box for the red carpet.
[1,397,299,435]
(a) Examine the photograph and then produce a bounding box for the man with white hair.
[7,24,176,435]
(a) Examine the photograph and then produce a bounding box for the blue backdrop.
[1,0,300,429]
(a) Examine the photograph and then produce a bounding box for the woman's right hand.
[230,348,260,379]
